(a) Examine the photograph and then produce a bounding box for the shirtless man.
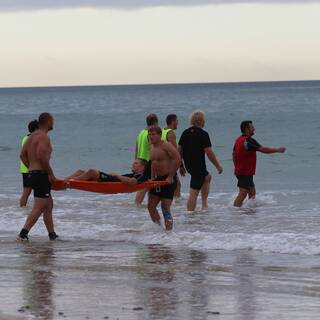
[65,159,148,185]
[17,113,58,241]
[147,126,181,230]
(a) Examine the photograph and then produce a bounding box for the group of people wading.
[17,111,286,241]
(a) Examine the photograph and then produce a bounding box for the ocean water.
[1,81,320,319]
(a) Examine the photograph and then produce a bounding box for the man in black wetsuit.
[66,158,148,185]
[179,111,223,212]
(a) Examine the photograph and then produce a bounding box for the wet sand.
[1,235,320,320]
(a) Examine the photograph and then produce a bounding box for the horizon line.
[0,79,319,90]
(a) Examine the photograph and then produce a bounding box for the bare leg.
[135,189,147,206]
[43,195,54,234]
[21,197,49,232]
[174,175,181,199]
[147,193,161,224]
[160,198,173,230]
[65,170,85,179]
[68,169,100,181]
[20,187,32,207]
[248,187,256,199]
[200,174,211,210]
[187,188,200,212]
[233,188,249,207]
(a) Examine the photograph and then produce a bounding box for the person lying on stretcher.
[65,159,148,185]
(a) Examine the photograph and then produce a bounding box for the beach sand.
[1,235,320,320]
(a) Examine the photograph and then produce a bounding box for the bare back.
[24,130,52,171]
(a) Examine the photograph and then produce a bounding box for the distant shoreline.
[1,79,319,91]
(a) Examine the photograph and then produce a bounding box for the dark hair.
[240,120,253,134]
[28,120,39,133]
[146,113,158,126]
[148,125,162,135]
[38,112,52,125]
[137,158,148,168]
[166,114,177,126]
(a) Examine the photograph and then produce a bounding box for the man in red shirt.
[233,120,286,207]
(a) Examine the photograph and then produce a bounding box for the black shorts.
[22,173,31,188]
[99,171,119,182]
[29,171,51,198]
[236,175,255,190]
[189,171,209,190]
[149,175,177,200]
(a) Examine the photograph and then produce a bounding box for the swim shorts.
[149,175,177,200]
[29,170,51,198]
[189,170,209,190]
[22,173,31,188]
[236,175,255,190]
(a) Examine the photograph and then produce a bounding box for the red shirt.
[233,135,261,176]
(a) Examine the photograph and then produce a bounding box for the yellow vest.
[20,135,29,173]
[161,128,172,142]
[136,129,150,161]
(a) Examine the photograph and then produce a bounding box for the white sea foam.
[2,189,320,256]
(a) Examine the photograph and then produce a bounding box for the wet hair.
[146,113,158,126]
[148,125,162,135]
[38,112,52,125]
[28,120,39,133]
[166,114,177,126]
[240,120,253,134]
[189,111,205,127]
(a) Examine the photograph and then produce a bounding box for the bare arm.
[205,147,223,174]
[20,140,29,169]
[165,143,181,178]
[258,146,286,154]
[178,145,186,176]
[135,142,138,159]
[167,131,178,149]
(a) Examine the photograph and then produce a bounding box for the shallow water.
[1,81,320,319]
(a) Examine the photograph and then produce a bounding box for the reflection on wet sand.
[187,250,209,320]
[21,242,55,320]
[234,252,257,320]
[135,245,178,319]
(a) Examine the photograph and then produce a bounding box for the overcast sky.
[1,0,320,11]
[0,1,319,87]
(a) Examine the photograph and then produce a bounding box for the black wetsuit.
[179,126,212,190]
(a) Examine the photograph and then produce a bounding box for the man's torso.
[233,135,261,176]
[27,131,52,171]
[179,126,211,174]
[150,142,171,177]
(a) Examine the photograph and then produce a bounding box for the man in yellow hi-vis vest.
[135,113,158,206]
[161,114,182,201]
[19,120,39,207]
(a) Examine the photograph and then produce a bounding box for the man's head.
[189,111,205,128]
[148,125,162,145]
[132,158,148,174]
[38,112,54,131]
[146,113,158,127]
[28,120,39,133]
[166,114,178,130]
[240,120,255,136]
